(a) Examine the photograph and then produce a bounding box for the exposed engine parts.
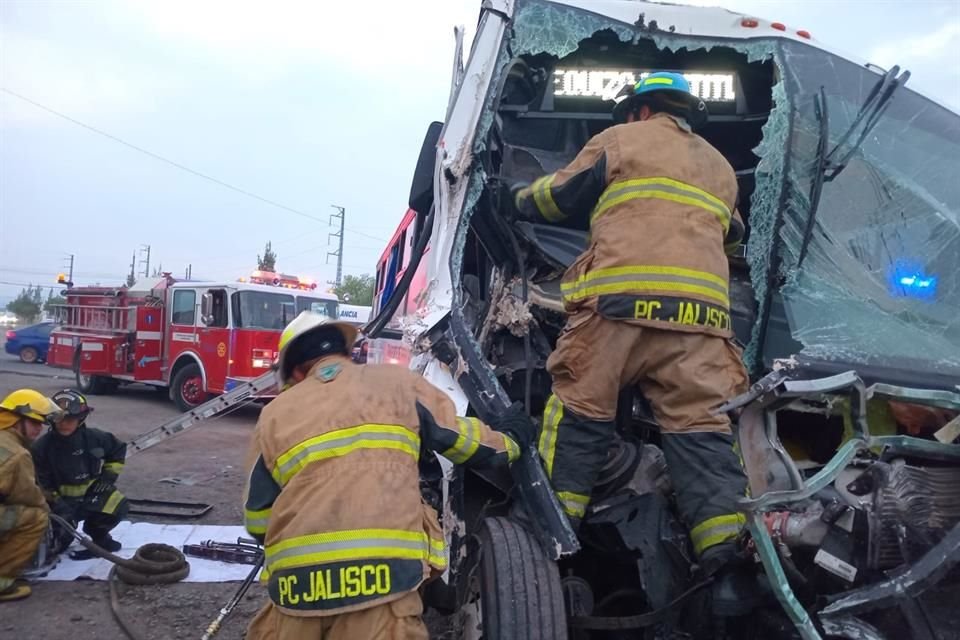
[866,460,960,570]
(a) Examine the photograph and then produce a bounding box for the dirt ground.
[0,359,456,640]
[1,363,269,639]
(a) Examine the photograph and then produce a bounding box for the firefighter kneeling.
[32,389,128,557]
[244,312,535,639]
[0,389,63,602]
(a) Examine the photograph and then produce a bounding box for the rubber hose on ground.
[49,513,190,584]
[49,513,191,640]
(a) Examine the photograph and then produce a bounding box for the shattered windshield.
[460,0,958,383]
[775,42,960,377]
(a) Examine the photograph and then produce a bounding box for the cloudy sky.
[1,0,958,304]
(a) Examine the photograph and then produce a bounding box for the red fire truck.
[46,272,338,410]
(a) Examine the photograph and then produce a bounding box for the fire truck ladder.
[126,372,276,457]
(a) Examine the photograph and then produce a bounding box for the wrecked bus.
[364,1,960,638]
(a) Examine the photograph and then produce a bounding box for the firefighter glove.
[88,478,115,496]
[508,183,537,221]
[490,402,537,450]
[50,498,76,524]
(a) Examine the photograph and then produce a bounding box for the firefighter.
[512,72,753,595]
[243,312,534,639]
[32,389,128,556]
[0,389,63,602]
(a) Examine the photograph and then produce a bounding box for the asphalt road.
[1,353,75,380]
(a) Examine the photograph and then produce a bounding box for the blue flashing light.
[889,262,938,301]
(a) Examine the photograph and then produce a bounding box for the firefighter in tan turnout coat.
[0,389,63,602]
[513,72,752,585]
[243,312,535,639]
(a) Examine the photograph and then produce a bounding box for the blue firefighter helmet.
[612,71,709,129]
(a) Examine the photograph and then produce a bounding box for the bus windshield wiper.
[824,65,910,181]
[796,66,910,269]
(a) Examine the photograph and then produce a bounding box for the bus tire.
[476,517,568,640]
[171,362,209,412]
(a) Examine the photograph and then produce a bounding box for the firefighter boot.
[702,542,771,617]
[659,432,769,615]
[0,578,31,603]
[71,532,121,560]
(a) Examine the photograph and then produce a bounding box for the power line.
[0,279,63,288]
[0,88,389,244]
[0,266,125,280]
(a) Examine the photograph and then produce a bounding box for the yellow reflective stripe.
[562,265,729,307]
[592,177,731,229]
[565,279,729,306]
[103,462,124,473]
[532,174,566,222]
[244,507,271,534]
[644,76,675,86]
[273,424,420,485]
[690,513,746,556]
[102,490,124,515]
[557,491,590,518]
[538,395,564,478]
[503,433,520,463]
[428,538,447,568]
[267,528,427,556]
[58,480,94,497]
[265,528,444,573]
[441,417,482,464]
[562,264,728,291]
[599,177,729,212]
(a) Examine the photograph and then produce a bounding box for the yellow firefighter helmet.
[276,311,358,388]
[0,389,64,425]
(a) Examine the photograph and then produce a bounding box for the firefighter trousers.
[0,505,48,589]
[538,310,750,557]
[246,590,429,640]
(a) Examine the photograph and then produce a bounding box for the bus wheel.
[469,517,568,640]
[171,363,209,412]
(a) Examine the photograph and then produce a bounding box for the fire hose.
[48,514,262,640]
[49,513,189,640]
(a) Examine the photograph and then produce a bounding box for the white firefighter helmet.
[275,311,358,388]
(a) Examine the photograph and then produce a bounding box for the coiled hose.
[49,513,190,640]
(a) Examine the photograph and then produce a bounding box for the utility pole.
[139,245,151,278]
[185,264,192,280]
[64,254,74,284]
[327,205,345,288]
[128,252,136,286]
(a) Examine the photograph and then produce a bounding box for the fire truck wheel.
[73,352,114,394]
[18,346,39,364]
[171,363,210,412]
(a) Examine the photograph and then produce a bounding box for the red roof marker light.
[771,22,786,31]
[741,18,759,28]
[797,30,811,39]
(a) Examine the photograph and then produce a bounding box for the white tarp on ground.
[36,521,263,582]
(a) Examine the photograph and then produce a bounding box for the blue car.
[4,322,55,364]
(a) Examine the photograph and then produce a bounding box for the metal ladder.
[126,372,276,457]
